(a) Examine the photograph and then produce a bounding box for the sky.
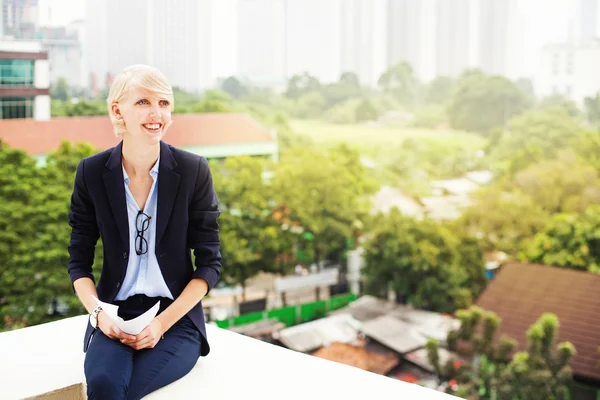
[35,0,581,78]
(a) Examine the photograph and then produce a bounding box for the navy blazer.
[67,140,221,356]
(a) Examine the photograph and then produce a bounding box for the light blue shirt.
[115,156,173,301]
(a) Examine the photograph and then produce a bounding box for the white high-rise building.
[284,0,341,83]
[435,0,477,77]
[477,0,524,78]
[340,0,387,87]
[386,0,436,82]
[237,0,286,86]
[537,42,600,106]
[578,0,599,43]
[84,0,213,93]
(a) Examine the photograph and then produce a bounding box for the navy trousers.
[84,295,202,400]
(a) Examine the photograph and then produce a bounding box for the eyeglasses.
[135,210,152,255]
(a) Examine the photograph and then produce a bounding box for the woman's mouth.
[142,123,163,133]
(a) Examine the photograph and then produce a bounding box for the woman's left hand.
[122,317,164,350]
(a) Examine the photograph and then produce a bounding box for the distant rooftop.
[0,113,277,157]
[476,262,600,382]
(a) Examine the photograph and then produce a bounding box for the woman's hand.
[121,317,164,350]
[97,311,135,342]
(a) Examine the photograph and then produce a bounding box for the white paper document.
[92,296,160,335]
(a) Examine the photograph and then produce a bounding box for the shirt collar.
[122,155,160,184]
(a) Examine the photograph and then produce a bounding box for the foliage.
[584,91,600,129]
[447,73,530,135]
[274,145,377,265]
[362,210,486,312]
[210,157,295,296]
[411,105,446,128]
[512,150,600,214]
[220,76,248,98]
[538,94,581,118]
[573,131,600,171]
[285,72,321,99]
[459,187,550,254]
[50,77,70,101]
[0,141,99,330]
[425,76,455,105]
[378,61,419,107]
[192,90,233,113]
[489,108,585,175]
[523,205,600,273]
[51,99,107,117]
[427,307,575,399]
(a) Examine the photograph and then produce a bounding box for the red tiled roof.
[475,262,600,381]
[0,113,275,155]
[311,342,399,375]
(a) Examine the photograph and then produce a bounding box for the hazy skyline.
[35,0,584,80]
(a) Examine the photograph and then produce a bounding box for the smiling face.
[107,65,175,144]
[112,88,173,145]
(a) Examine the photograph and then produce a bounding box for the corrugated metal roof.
[361,315,427,355]
[274,314,362,353]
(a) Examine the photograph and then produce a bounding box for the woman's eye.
[160,100,170,107]
[136,99,149,105]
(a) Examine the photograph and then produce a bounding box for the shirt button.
[123,252,128,259]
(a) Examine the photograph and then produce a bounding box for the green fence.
[214,292,357,329]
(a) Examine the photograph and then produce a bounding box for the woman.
[67,64,222,399]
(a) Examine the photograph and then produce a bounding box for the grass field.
[289,119,486,155]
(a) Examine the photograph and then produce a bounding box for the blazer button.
[123,252,128,259]
[116,282,121,289]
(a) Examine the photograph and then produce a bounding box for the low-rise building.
[476,262,600,399]
[0,40,50,120]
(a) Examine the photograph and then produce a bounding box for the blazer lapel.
[102,142,130,249]
[156,141,180,246]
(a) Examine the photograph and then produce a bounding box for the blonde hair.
[107,64,175,138]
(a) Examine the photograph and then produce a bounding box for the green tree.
[274,145,377,266]
[584,92,600,128]
[459,187,550,254]
[378,61,419,106]
[490,109,584,175]
[285,72,321,99]
[339,71,360,88]
[425,76,455,105]
[427,307,575,400]
[523,205,600,273]
[193,90,232,113]
[538,94,581,118]
[362,210,485,312]
[448,74,530,135]
[66,100,106,117]
[512,150,600,214]
[220,76,248,98]
[294,91,326,119]
[573,131,600,171]
[355,99,378,122]
[50,77,70,101]
[0,141,99,330]
[211,157,294,297]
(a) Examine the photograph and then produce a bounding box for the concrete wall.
[1,315,457,400]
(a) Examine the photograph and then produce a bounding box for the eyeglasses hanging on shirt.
[135,210,152,255]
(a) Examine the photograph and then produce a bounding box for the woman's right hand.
[97,311,136,342]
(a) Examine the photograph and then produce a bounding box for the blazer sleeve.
[67,158,100,288]
[188,156,222,293]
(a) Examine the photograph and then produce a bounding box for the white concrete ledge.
[1,316,457,400]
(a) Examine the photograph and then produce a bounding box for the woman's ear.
[111,103,122,119]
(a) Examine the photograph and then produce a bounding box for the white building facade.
[537,42,600,106]
[84,0,213,93]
